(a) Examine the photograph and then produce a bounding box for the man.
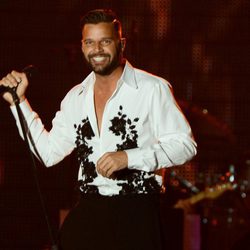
[0,9,197,250]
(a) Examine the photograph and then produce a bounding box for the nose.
[93,42,104,52]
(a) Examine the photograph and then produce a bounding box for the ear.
[81,40,84,53]
[120,38,126,51]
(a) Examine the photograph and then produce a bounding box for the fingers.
[96,153,113,178]
[96,151,128,178]
[1,71,23,88]
[0,70,28,105]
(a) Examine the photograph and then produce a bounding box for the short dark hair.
[80,9,122,37]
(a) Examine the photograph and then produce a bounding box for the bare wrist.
[9,96,26,106]
[19,96,26,103]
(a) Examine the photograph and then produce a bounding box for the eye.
[100,39,112,46]
[84,40,94,47]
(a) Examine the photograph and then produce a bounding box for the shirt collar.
[79,60,138,95]
[78,72,95,95]
[119,60,138,89]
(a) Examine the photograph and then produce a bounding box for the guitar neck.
[188,182,234,205]
[189,192,206,205]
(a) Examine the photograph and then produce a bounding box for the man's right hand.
[0,70,29,105]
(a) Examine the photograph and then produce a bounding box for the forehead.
[82,22,117,39]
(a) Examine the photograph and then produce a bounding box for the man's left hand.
[96,151,128,178]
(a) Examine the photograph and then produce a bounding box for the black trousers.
[58,194,164,250]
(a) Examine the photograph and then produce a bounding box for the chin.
[94,69,112,76]
[93,63,118,75]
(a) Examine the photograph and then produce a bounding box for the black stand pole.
[10,90,58,250]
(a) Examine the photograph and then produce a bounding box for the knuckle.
[106,152,111,157]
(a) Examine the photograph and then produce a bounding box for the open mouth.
[92,56,106,62]
[90,54,109,64]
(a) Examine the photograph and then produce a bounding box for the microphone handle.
[0,85,12,95]
[0,65,35,94]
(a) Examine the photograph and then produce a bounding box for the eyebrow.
[82,37,114,42]
[83,37,114,40]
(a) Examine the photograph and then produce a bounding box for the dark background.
[0,0,250,249]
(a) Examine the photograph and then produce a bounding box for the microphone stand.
[170,170,200,194]
[10,89,58,250]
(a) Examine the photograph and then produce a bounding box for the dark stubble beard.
[86,45,123,76]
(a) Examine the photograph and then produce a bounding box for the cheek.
[82,47,90,59]
[81,46,86,55]
[107,46,119,58]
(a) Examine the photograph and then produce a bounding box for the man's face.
[81,22,124,75]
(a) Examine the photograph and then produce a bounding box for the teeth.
[93,56,105,62]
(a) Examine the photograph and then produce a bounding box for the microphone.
[0,65,36,94]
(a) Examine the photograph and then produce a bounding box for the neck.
[94,64,124,92]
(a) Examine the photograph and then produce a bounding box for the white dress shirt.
[11,61,197,196]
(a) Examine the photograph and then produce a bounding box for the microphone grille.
[22,65,37,80]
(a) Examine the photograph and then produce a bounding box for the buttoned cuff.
[125,148,155,172]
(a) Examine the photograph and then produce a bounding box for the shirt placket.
[99,80,123,155]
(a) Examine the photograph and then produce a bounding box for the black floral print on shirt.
[109,105,139,150]
[74,118,98,194]
[109,105,161,194]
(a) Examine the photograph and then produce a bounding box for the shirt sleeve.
[125,80,197,172]
[10,98,75,167]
